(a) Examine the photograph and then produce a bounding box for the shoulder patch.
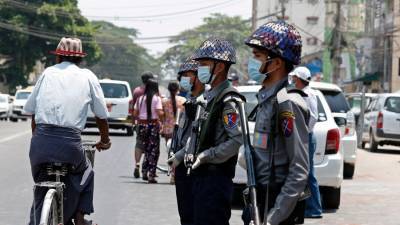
[223,111,239,129]
[280,111,294,137]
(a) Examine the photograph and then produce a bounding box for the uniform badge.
[223,112,238,129]
[280,111,295,137]
[253,132,268,149]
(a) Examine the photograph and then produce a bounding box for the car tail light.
[325,128,340,154]
[377,111,383,129]
[345,111,356,136]
[129,99,134,114]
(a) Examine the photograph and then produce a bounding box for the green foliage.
[0,0,101,90]
[159,13,251,80]
[88,21,159,88]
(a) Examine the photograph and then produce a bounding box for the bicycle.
[32,140,96,225]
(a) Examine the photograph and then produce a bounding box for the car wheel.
[343,163,355,179]
[321,187,341,209]
[361,141,366,149]
[21,118,28,121]
[369,131,378,152]
[10,118,18,122]
[126,127,134,136]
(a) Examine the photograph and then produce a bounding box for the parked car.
[233,85,343,209]
[9,87,33,122]
[310,82,357,179]
[346,93,377,126]
[0,94,11,120]
[361,93,400,152]
[85,79,134,136]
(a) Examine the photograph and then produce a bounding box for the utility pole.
[280,0,286,19]
[252,0,257,31]
[332,0,343,84]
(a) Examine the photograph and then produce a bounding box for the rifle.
[185,101,205,176]
[225,96,261,225]
[167,108,181,176]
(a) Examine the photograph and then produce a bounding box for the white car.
[86,79,134,136]
[361,93,400,151]
[10,87,33,122]
[0,94,11,120]
[233,85,343,209]
[310,82,357,179]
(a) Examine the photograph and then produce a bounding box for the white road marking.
[0,130,31,144]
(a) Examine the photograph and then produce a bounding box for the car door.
[382,96,400,135]
[363,98,377,140]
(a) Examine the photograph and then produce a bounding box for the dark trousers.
[193,173,233,225]
[175,164,194,225]
[242,184,305,225]
[137,123,160,178]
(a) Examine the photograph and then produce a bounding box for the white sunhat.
[289,66,311,82]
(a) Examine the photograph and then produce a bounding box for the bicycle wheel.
[39,189,59,225]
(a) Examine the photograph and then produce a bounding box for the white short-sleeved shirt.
[24,62,108,130]
[134,95,162,120]
[303,86,318,131]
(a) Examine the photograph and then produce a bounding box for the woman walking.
[133,79,164,183]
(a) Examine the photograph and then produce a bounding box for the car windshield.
[348,96,373,112]
[0,96,6,103]
[16,92,31,100]
[321,90,350,113]
[385,97,400,113]
[241,92,258,116]
[101,83,129,98]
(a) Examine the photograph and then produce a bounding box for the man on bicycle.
[24,37,111,225]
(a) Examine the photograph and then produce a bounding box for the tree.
[0,0,101,91]
[88,21,159,88]
[159,13,251,81]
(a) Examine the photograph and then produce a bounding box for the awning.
[344,72,380,84]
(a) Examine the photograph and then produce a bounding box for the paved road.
[0,120,400,225]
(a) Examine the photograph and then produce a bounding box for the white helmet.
[289,66,311,82]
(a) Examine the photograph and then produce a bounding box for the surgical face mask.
[179,76,193,92]
[247,57,275,84]
[198,64,216,84]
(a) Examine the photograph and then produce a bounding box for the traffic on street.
[2,1,400,225]
[0,121,400,224]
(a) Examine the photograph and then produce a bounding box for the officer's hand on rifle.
[192,152,206,170]
[167,154,181,168]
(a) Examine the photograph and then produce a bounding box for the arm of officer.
[267,101,309,225]
[200,99,243,164]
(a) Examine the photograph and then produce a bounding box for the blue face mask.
[198,65,213,84]
[248,57,276,84]
[179,76,193,92]
[247,57,265,84]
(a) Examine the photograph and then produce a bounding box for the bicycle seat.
[40,162,73,177]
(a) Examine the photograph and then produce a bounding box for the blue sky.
[78,0,252,56]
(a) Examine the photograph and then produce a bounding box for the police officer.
[243,21,310,225]
[189,38,243,225]
[289,67,322,218]
[167,57,204,225]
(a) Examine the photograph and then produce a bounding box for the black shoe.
[133,167,140,178]
[142,173,148,181]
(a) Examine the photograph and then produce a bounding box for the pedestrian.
[161,81,186,143]
[133,79,164,183]
[289,66,323,218]
[24,37,111,225]
[133,72,155,179]
[167,57,203,225]
[242,21,310,225]
[189,38,244,225]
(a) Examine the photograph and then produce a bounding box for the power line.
[2,0,241,21]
